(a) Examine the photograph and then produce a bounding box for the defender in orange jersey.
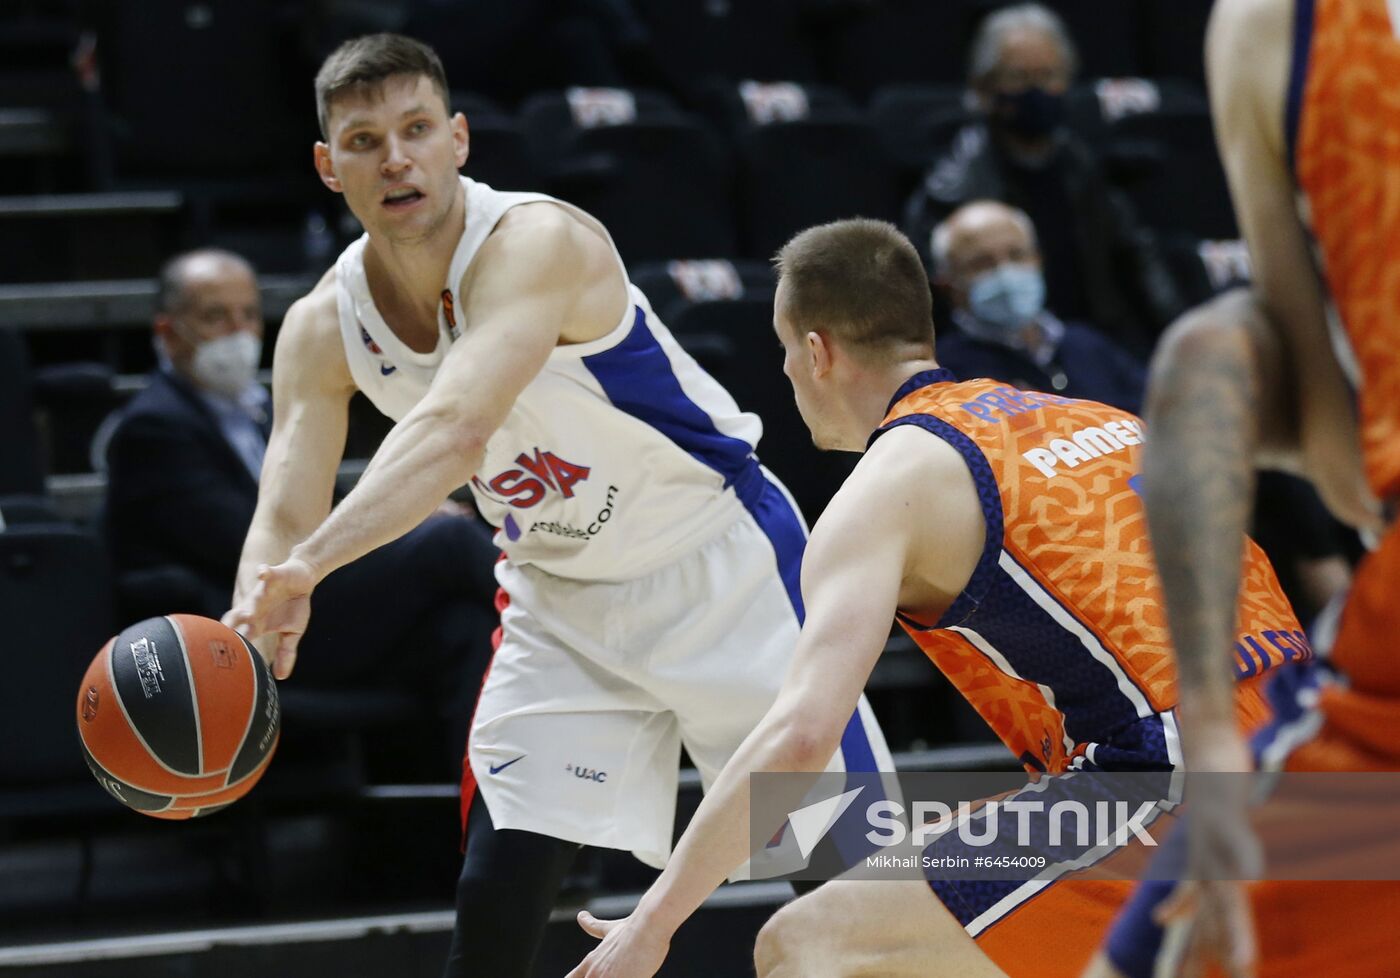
[1085,1,1400,977]
[563,219,1309,978]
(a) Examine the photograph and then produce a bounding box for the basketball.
[76,614,281,820]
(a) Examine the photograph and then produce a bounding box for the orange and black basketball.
[76,614,280,819]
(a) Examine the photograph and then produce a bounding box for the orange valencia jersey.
[1289,0,1400,501]
[875,370,1306,773]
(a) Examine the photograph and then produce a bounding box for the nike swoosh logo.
[379,363,397,376]
[489,755,526,775]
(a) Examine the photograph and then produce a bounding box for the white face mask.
[188,331,261,396]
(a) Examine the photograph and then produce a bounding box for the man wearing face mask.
[902,3,1183,358]
[105,248,274,612]
[104,248,499,771]
[932,200,1145,415]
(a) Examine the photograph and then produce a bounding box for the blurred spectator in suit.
[932,200,1146,414]
[904,2,1183,357]
[103,248,498,767]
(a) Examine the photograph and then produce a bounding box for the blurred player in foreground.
[567,219,1308,978]
[1084,1,1400,976]
[222,33,888,978]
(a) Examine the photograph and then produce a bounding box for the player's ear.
[452,112,469,168]
[807,330,834,378]
[313,143,342,193]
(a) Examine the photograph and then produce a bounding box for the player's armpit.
[775,427,984,737]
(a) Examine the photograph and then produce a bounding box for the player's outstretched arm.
[229,210,618,677]
[226,283,354,670]
[567,427,984,978]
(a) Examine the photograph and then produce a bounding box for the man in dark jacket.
[931,200,1146,414]
[903,2,1183,357]
[104,248,498,767]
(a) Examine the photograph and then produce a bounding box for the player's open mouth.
[382,187,425,210]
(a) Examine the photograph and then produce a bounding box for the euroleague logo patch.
[209,640,235,670]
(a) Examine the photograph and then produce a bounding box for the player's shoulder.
[828,423,978,523]
[281,266,340,337]
[273,268,354,392]
[1207,0,1294,87]
[480,201,613,272]
[1209,0,1292,38]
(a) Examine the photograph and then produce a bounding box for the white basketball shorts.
[466,501,891,868]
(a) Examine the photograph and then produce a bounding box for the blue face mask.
[967,263,1046,333]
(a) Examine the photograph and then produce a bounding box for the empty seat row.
[462,82,1229,261]
[629,0,1215,98]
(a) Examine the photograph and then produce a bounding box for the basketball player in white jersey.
[222,33,890,977]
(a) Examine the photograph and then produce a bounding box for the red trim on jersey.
[459,563,511,851]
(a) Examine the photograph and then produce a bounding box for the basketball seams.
[225,633,263,789]
[167,616,204,777]
[84,619,277,816]
[104,635,196,780]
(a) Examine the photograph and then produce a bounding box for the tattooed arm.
[1142,290,1292,744]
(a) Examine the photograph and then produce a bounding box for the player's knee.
[754,893,831,976]
[754,901,803,975]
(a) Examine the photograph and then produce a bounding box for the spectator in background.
[903,2,1183,357]
[931,204,1353,624]
[932,200,1146,414]
[103,248,498,769]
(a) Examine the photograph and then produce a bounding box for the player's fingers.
[577,910,616,939]
[221,608,248,631]
[1153,881,1198,925]
[274,636,298,681]
[1224,891,1257,978]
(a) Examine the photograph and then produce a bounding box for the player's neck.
[362,186,467,333]
[834,356,941,452]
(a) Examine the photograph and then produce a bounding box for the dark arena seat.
[519,87,683,168]
[630,0,825,94]
[629,258,774,324]
[0,327,46,498]
[0,523,116,819]
[824,0,986,97]
[736,116,904,260]
[548,116,738,262]
[868,83,972,172]
[668,295,856,525]
[1140,0,1215,87]
[1101,105,1238,240]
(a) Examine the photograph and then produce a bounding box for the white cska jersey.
[335,176,777,582]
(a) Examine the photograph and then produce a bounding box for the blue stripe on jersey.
[959,558,1157,753]
[582,305,805,617]
[584,306,755,491]
[1286,0,1316,172]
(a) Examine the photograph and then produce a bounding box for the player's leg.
[443,790,580,978]
[448,559,689,975]
[753,879,1009,978]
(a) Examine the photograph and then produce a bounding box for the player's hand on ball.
[566,910,670,978]
[223,556,319,680]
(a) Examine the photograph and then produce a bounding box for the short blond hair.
[774,219,934,359]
